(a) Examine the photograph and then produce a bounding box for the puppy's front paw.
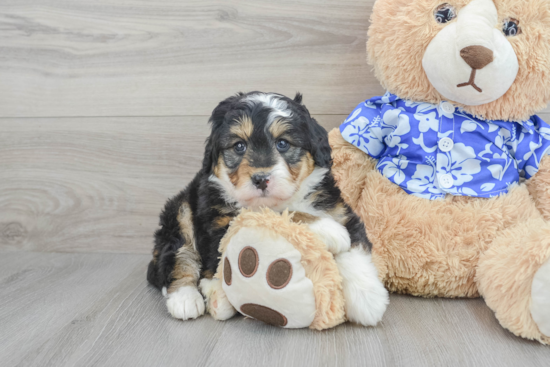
[199,278,237,321]
[166,286,206,320]
[336,247,389,326]
[308,218,351,255]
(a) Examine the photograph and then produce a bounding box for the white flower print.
[416,111,439,133]
[340,93,550,201]
[437,143,481,186]
[406,162,440,197]
[379,157,409,185]
[341,115,385,157]
[381,109,411,153]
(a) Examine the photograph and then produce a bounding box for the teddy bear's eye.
[503,18,522,37]
[434,4,457,24]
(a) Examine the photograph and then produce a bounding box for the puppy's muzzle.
[251,173,270,191]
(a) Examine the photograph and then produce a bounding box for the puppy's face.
[204,92,331,208]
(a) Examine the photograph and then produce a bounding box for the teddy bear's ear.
[293,92,303,104]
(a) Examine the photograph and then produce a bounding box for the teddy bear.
[212,208,346,330]
[210,208,387,330]
[328,0,550,344]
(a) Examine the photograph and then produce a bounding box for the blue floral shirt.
[340,93,550,200]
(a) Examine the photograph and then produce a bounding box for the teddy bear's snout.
[460,45,494,70]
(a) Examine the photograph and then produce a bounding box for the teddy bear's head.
[367,0,550,121]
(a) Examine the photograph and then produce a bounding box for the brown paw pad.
[266,259,293,289]
[238,246,259,277]
[224,257,232,286]
[240,303,288,327]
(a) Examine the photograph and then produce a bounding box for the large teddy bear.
[330,0,550,344]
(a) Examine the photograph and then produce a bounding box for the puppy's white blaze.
[166,286,206,320]
[244,93,292,125]
[335,247,389,326]
[308,218,351,255]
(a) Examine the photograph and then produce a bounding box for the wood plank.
[0,115,345,254]
[0,0,382,117]
[1,252,549,367]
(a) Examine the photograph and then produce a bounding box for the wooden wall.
[1,1,548,254]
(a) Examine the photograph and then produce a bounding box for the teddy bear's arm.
[527,155,550,221]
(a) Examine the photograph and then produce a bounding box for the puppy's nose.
[460,45,494,70]
[251,174,270,191]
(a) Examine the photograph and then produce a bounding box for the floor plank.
[0,115,345,254]
[0,252,548,367]
[0,0,382,117]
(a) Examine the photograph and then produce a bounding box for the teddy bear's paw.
[308,218,351,255]
[531,257,550,337]
[199,278,237,321]
[336,247,389,326]
[166,286,205,321]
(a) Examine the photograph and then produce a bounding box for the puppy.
[147,92,389,326]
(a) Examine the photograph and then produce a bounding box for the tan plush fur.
[333,0,550,344]
[368,0,550,122]
[329,129,550,344]
[215,208,346,330]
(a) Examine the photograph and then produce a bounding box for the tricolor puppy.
[147,92,388,326]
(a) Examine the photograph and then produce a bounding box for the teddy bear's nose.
[460,45,494,70]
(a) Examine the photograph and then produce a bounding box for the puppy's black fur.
[147,92,370,292]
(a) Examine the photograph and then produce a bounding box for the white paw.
[336,247,389,326]
[531,257,550,336]
[199,278,237,321]
[166,286,205,320]
[308,218,351,255]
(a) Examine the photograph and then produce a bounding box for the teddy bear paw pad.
[221,227,317,328]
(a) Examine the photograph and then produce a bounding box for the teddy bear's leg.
[476,219,550,345]
[199,277,237,321]
[335,246,389,326]
[527,155,550,221]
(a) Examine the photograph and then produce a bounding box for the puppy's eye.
[234,142,247,154]
[434,4,456,24]
[276,139,290,152]
[503,18,521,37]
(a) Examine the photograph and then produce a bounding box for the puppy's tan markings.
[230,116,254,140]
[168,245,201,293]
[328,202,349,226]
[202,270,214,279]
[215,216,233,229]
[168,203,201,294]
[290,211,319,224]
[213,156,224,179]
[289,152,316,183]
[177,203,195,245]
[269,119,290,138]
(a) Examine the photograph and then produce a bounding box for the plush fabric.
[215,209,346,330]
[336,0,550,344]
[329,129,550,343]
[367,0,550,122]
[339,93,550,199]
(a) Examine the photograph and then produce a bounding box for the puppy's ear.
[308,117,332,169]
[293,92,303,104]
[202,94,242,173]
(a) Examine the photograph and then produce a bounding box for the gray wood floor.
[1,252,549,367]
[2,1,550,365]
